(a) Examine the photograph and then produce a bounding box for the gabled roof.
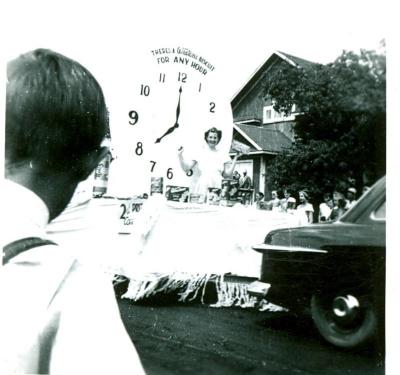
[276,51,316,69]
[231,50,317,109]
[233,123,293,154]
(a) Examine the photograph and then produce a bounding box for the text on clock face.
[128,71,216,127]
[147,158,191,178]
[140,72,202,93]
[128,110,139,125]
[129,103,216,126]
[155,56,208,75]
[150,47,215,71]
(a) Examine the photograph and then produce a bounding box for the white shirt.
[187,145,229,197]
[1,179,50,247]
[296,202,314,225]
[1,180,145,374]
[318,202,332,222]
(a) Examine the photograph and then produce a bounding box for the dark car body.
[249,176,385,348]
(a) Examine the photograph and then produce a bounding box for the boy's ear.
[79,146,110,181]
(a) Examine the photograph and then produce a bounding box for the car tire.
[311,293,378,349]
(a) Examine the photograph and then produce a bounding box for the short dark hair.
[323,192,331,200]
[6,49,108,172]
[338,198,347,209]
[204,127,222,144]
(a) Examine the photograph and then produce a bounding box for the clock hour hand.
[155,122,179,143]
[155,86,182,143]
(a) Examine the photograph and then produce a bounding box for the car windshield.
[339,176,386,224]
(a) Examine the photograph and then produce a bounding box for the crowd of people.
[254,185,364,224]
[175,157,364,225]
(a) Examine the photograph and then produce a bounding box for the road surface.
[118,298,384,375]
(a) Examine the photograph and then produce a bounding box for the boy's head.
[6,49,110,220]
[6,48,108,174]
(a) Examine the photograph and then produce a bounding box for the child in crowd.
[318,193,334,222]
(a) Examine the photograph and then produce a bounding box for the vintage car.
[248,176,385,349]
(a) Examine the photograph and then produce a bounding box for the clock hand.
[155,86,182,143]
[155,123,179,143]
[175,86,182,124]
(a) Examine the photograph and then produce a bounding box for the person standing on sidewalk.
[2,49,145,374]
[239,170,252,189]
[296,190,314,224]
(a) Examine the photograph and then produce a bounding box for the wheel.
[311,293,378,349]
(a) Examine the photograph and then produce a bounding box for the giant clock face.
[106,47,233,198]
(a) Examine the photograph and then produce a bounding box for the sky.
[2,0,389,99]
[2,1,399,370]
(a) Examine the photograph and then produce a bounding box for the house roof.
[231,50,317,109]
[276,51,316,69]
[233,123,293,154]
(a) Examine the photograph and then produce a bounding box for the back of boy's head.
[6,49,108,173]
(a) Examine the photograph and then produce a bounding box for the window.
[264,108,272,121]
[263,103,297,124]
[373,200,386,220]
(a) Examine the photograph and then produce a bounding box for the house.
[230,51,315,198]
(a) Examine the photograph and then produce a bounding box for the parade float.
[46,46,299,309]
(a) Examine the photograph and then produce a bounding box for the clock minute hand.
[155,86,183,144]
[175,86,182,123]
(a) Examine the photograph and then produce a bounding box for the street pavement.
[118,298,384,375]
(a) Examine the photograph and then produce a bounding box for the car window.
[340,176,385,224]
[373,200,386,219]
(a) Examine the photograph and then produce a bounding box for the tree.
[263,47,386,203]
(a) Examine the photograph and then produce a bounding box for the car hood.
[264,222,385,250]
